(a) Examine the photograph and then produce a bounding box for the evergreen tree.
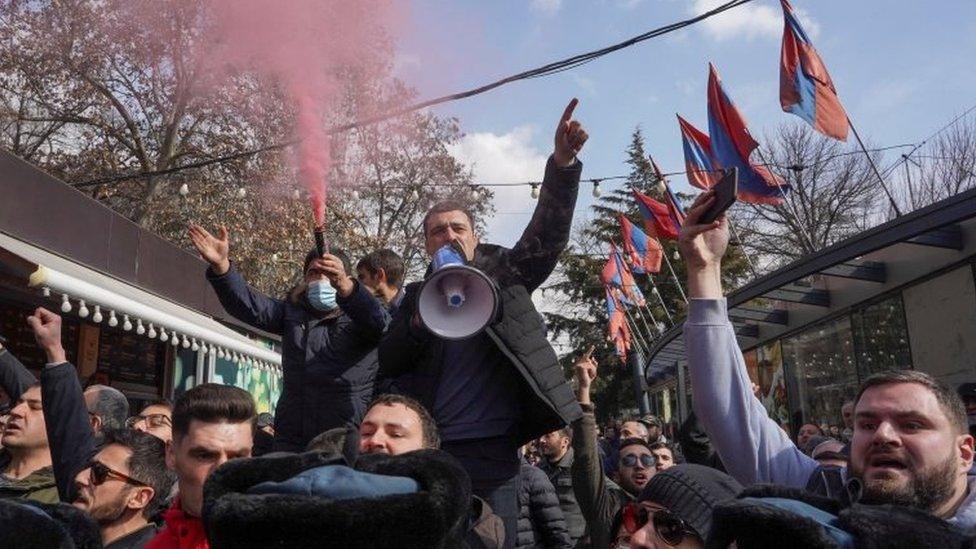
[544,127,751,421]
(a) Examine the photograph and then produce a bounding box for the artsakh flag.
[605,287,630,362]
[707,63,790,205]
[633,189,681,240]
[677,114,721,190]
[619,215,662,274]
[780,0,848,141]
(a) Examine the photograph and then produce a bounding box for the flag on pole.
[707,63,790,205]
[619,215,662,274]
[633,190,681,240]
[677,114,721,190]
[601,243,646,306]
[780,0,848,141]
[605,287,630,362]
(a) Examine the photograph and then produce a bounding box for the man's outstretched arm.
[512,99,587,293]
[678,191,818,488]
[28,308,96,503]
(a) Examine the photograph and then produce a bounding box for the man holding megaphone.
[378,98,588,547]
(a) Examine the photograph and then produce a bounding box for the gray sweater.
[684,298,976,529]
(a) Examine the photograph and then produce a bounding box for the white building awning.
[0,231,281,368]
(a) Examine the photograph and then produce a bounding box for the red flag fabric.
[633,189,681,240]
[780,0,848,140]
[707,63,790,205]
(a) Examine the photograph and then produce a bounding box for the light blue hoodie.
[683,298,976,529]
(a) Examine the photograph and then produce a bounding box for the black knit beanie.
[638,464,742,540]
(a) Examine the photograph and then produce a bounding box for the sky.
[393,0,976,247]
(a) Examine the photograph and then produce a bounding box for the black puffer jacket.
[378,156,584,445]
[517,461,572,549]
[207,267,389,452]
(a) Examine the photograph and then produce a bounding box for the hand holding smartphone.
[698,168,738,225]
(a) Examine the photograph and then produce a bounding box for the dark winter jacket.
[676,410,726,472]
[41,362,99,504]
[377,156,584,446]
[201,449,475,548]
[207,266,390,451]
[571,407,633,549]
[538,449,585,544]
[517,460,572,549]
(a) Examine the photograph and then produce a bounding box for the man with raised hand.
[678,189,976,527]
[378,99,588,546]
[188,224,389,452]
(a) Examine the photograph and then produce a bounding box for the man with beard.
[572,349,657,548]
[677,189,976,528]
[538,427,585,544]
[72,429,175,548]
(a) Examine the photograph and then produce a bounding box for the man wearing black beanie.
[628,464,741,548]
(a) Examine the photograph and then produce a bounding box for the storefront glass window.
[851,294,912,377]
[782,316,859,430]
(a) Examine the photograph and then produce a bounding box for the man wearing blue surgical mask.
[189,225,390,452]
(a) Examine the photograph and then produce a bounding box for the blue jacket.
[207,265,390,451]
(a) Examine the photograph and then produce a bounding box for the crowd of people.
[2,100,976,548]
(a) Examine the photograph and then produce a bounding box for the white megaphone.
[417,244,499,340]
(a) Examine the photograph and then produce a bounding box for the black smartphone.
[699,168,738,224]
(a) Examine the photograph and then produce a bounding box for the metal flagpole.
[754,151,818,252]
[726,213,761,279]
[848,118,903,217]
[661,250,688,304]
[647,276,676,327]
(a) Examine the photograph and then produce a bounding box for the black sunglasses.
[620,453,655,469]
[623,505,697,546]
[89,461,147,487]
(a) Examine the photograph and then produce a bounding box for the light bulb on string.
[181,335,190,349]
[191,339,200,352]
[236,187,247,199]
[530,184,540,199]
[159,329,168,342]
[147,324,156,338]
[92,306,103,323]
[122,315,132,331]
[61,294,72,313]
[410,188,420,201]
[292,188,301,200]
[352,189,360,200]
[136,319,145,335]
[78,300,89,318]
[592,180,602,198]
[672,250,680,261]
[171,334,179,347]
[42,287,51,298]
[108,310,118,327]
[179,183,189,196]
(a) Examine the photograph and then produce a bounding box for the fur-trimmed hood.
[0,499,102,549]
[202,449,472,548]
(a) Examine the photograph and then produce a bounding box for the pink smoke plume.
[201,0,397,228]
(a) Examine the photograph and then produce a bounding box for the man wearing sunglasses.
[625,464,741,549]
[126,399,173,443]
[571,348,658,548]
[72,428,175,548]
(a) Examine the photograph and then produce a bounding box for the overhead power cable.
[73,0,756,188]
